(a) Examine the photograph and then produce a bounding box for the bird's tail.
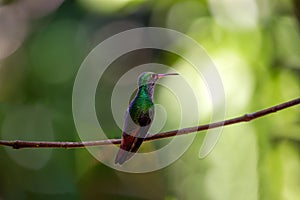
[115,148,131,165]
[115,136,144,165]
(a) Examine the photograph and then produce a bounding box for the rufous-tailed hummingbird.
[115,72,178,165]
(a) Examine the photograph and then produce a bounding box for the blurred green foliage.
[0,0,299,199]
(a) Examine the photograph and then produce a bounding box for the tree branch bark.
[0,98,299,149]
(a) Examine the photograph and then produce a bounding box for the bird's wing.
[115,108,153,164]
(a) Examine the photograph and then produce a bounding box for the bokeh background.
[0,0,300,199]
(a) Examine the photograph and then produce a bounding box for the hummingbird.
[115,72,178,165]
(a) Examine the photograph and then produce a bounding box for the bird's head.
[138,72,178,87]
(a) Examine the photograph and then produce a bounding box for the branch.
[0,98,299,149]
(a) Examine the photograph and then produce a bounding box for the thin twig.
[0,98,299,149]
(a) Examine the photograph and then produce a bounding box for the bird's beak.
[157,73,179,78]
